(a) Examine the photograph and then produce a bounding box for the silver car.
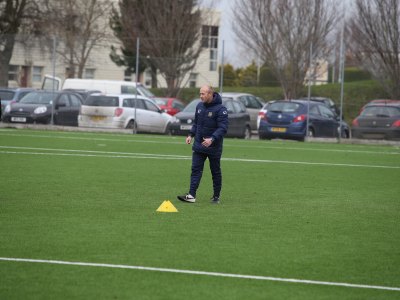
[78,94,172,134]
[221,92,264,131]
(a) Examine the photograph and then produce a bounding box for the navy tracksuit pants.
[189,151,222,198]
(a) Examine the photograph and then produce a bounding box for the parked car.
[359,99,400,114]
[153,97,185,116]
[0,87,35,119]
[257,100,276,130]
[2,90,83,126]
[62,89,101,102]
[300,96,341,116]
[258,100,350,141]
[351,102,400,140]
[78,94,172,134]
[221,92,264,131]
[170,98,252,139]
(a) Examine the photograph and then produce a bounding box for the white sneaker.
[177,193,196,203]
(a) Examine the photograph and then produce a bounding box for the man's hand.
[202,137,213,147]
[186,135,192,144]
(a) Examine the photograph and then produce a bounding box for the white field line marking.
[0,132,182,145]
[0,151,189,161]
[0,148,399,169]
[1,132,399,155]
[0,257,399,292]
[0,146,189,158]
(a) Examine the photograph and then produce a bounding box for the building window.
[144,69,152,87]
[210,49,218,71]
[32,66,43,82]
[202,25,219,49]
[84,68,95,79]
[9,65,19,81]
[124,69,132,81]
[189,73,197,88]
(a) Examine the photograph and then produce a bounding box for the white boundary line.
[1,132,400,155]
[0,148,399,169]
[0,257,399,292]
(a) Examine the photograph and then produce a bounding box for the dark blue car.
[258,100,350,141]
[170,98,252,139]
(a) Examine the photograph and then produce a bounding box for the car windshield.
[19,92,56,104]
[85,96,119,107]
[137,85,155,98]
[269,102,301,113]
[182,99,201,113]
[154,98,168,105]
[0,90,15,100]
[222,97,234,101]
[361,106,400,117]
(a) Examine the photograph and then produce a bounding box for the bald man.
[177,85,229,204]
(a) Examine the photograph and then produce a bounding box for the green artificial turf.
[0,128,399,299]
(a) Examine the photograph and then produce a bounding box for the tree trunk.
[0,34,16,87]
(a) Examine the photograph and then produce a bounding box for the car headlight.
[34,106,47,114]
[4,105,11,113]
[171,117,180,124]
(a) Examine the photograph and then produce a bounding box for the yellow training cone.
[156,200,178,212]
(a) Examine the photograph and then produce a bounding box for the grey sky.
[215,0,251,68]
[213,0,352,68]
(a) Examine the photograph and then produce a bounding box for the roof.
[221,92,251,97]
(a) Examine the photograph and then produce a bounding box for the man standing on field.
[177,85,228,204]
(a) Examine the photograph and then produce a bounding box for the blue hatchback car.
[258,100,350,141]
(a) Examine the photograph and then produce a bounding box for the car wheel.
[126,120,136,129]
[164,123,172,135]
[307,127,315,138]
[341,129,349,138]
[243,126,251,139]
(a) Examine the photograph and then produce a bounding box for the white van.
[42,75,154,98]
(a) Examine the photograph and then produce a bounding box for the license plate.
[271,127,286,132]
[90,116,106,121]
[180,125,192,130]
[11,117,26,122]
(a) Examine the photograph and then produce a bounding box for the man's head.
[199,85,214,103]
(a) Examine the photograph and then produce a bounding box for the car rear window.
[154,98,168,105]
[269,102,301,113]
[183,99,201,113]
[85,96,119,107]
[361,106,400,117]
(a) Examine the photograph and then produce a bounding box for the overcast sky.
[214,0,252,68]
[211,0,353,68]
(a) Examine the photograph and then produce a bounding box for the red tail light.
[258,111,266,120]
[293,114,306,122]
[352,119,359,127]
[392,120,400,127]
[115,108,123,117]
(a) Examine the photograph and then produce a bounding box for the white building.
[7,8,221,90]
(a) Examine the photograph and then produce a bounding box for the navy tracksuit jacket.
[188,92,228,197]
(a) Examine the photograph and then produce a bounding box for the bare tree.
[40,0,113,78]
[0,0,41,87]
[348,0,400,99]
[111,0,203,96]
[233,0,337,99]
